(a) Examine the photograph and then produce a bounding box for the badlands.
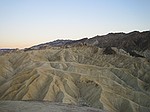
[0,45,150,112]
[0,31,150,112]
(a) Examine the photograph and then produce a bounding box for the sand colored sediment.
[0,46,150,112]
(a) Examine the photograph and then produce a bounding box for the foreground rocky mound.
[0,46,150,112]
[0,101,104,112]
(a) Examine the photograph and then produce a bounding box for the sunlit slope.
[0,46,150,112]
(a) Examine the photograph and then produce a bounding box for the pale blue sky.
[0,0,150,48]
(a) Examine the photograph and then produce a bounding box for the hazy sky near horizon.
[0,0,150,48]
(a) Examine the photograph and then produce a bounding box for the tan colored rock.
[0,46,150,112]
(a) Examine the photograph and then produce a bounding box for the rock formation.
[103,47,116,55]
[0,46,150,112]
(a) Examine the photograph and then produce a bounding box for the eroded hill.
[0,46,150,112]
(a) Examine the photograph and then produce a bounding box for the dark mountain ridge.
[27,31,150,51]
[1,31,150,58]
[23,31,150,58]
[86,31,150,51]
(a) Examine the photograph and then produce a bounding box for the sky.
[0,0,150,48]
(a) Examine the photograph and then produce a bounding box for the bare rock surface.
[0,46,150,112]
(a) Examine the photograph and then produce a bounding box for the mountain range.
[24,31,150,60]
